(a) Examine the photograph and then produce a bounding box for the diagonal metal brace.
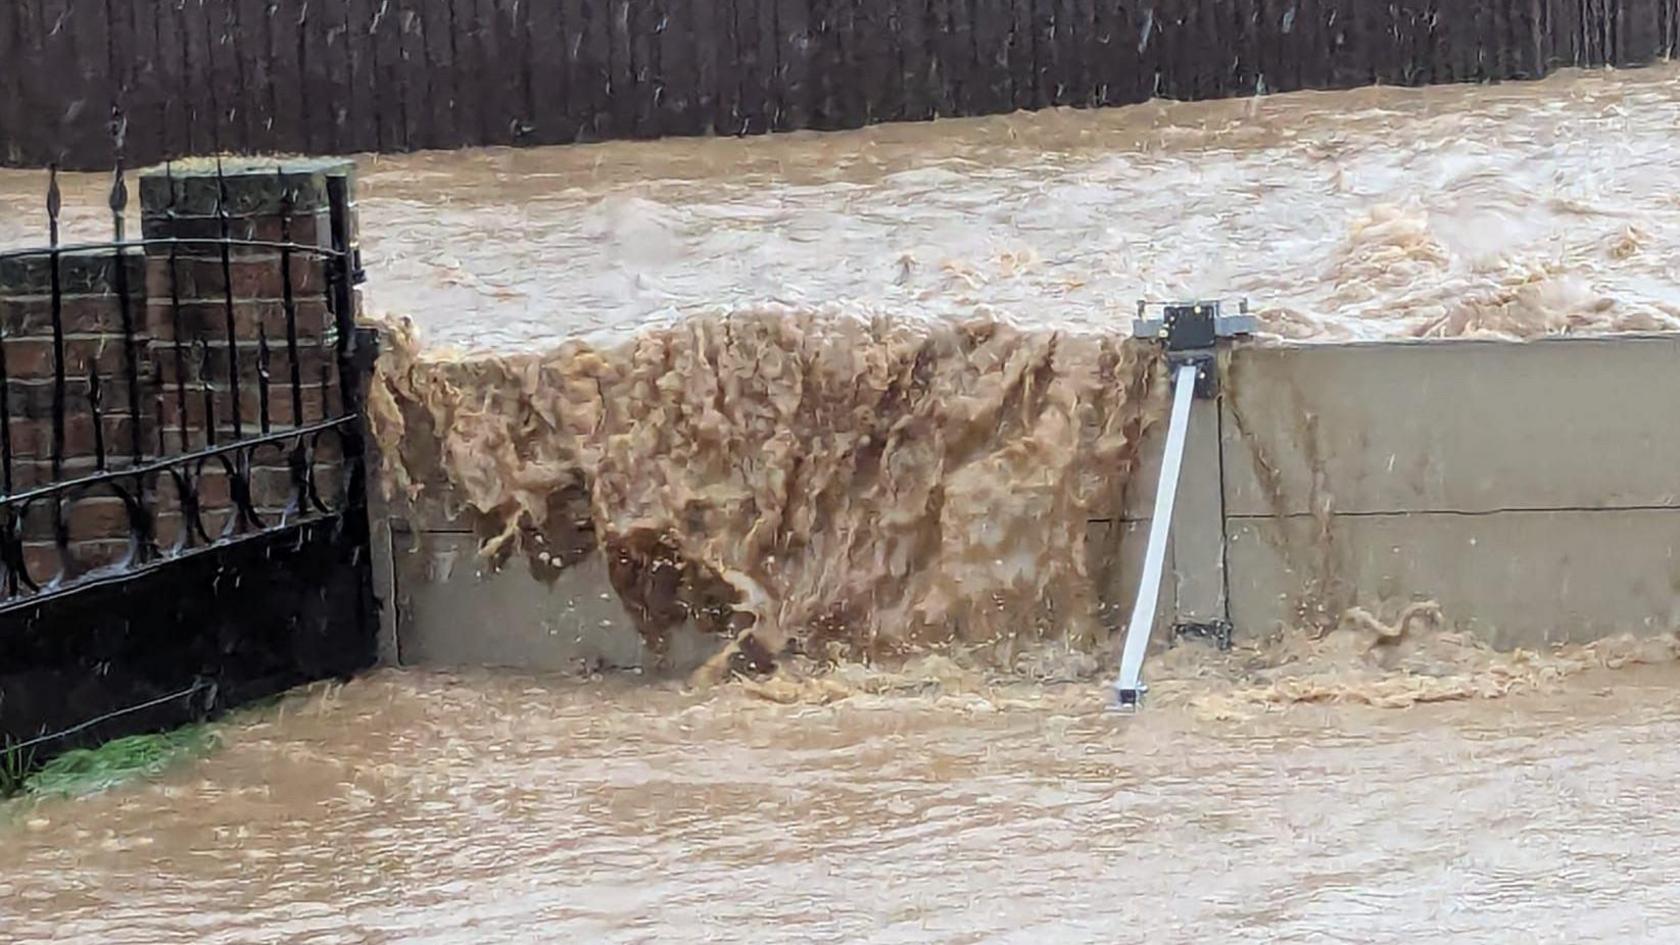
[1112,299,1253,711]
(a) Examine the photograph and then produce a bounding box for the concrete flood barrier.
[378,331,1680,674]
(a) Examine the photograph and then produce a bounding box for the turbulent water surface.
[9,664,1680,943]
[3,64,1677,349]
[3,66,1680,943]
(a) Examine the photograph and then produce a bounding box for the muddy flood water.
[5,64,1680,942]
[9,664,1680,943]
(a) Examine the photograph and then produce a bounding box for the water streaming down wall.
[370,321,1680,681]
[2,0,1678,169]
[368,311,1169,676]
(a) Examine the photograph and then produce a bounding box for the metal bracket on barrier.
[1112,299,1253,711]
[1172,619,1233,651]
[1134,300,1256,399]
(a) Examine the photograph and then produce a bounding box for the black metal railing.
[0,153,367,612]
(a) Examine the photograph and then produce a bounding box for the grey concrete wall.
[384,333,1680,671]
[1210,334,1680,648]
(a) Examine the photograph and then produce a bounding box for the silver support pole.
[1112,362,1200,708]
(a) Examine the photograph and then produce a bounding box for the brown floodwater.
[5,66,1680,943]
[3,64,1678,350]
[8,662,1680,943]
[348,62,1680,350]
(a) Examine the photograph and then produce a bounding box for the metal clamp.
[1133,300,1256,399]
[1172,619,1233,651]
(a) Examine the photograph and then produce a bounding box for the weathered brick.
[154,341,336,389]
[18,495,138,543]
[5,413,156,464]
[3,335,145,381]
[148,298,333,345]
[6,375,140,418]
[164,375,340,434]
[143,253,330,302]
[22,538,132,578]
[0,296,138,336]
[0,248,146,297]
[248,464,302,511]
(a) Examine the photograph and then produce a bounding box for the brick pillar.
[0,158,362,586]
[136,158,359,546]
[0,249,153,573]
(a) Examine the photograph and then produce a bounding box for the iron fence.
[0,150,368,612]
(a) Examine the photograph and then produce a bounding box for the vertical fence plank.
[972,0,1011,111]
[1052,0,1079,104]
[562,0,601,140]
[658,0,700,136]
[394,0,429,148]
[9,0,49,165]
[946,0,977,115]
[898,0,932,119]
[1032,0,1058,105]
[205,0,248,149]
[103,0,140,150]
[300,0,340,153]
[1007,0,1034,108]
[806,0,835,126]
[339,0,376,151]
[853,0,894,124]
[754,0,783,129]
[836,0,869,127]
[774,0,812,129]
[1391,0,1430,85]
[417,0,460,148]
[480,0,518,144]
[711,0,743,133]
[578,0,616,138]
[1091,0,1129,105]
[731,0,767,131]
[449,0,485,143]
[1072,0,1100,104]
[0,0,24,164]
[875,0,907,122]
[1618,0,1661,62]
[629,0,662,136]
[64,0,113,162]
[371,0,407,150]
[266,0,303,154]
[923,0,952,115]
[510,0,536,141]
[605,0,636,134]
[526,0,568,142]
[1322,0,1362,88]
[1228,0,1261,94]
[178,0,217,152]
[228,0,267,149]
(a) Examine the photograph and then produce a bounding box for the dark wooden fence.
[3,0,1677,169]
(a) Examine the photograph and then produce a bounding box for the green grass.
[14,726,220,800]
